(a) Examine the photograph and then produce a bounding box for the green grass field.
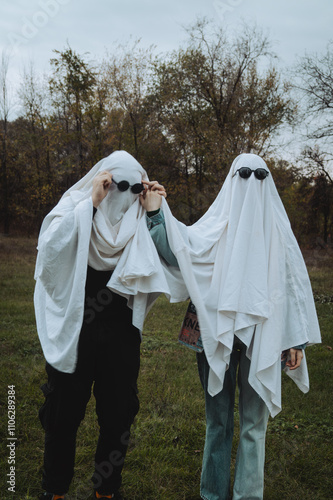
[0,237,332,500]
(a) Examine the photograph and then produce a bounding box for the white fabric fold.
[34,197,93,371]
[34,150,187,373]
[34,150,321,418]
[157,153,321,417]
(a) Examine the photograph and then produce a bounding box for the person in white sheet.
[141,153,321,500]
[34,151,167,500]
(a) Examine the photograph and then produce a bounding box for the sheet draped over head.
[34,150,187,373]
[120,153,321,417]
[35,150,321,417]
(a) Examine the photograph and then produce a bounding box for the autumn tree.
[148,19,295,222]
[0,51,13,233]
[297,148,333,245]
[103,40,156,160]
[49,44,97,186]
[84,70,115,163]
[16,62,57,229]
[0,27,326,242]
[293,41,333,192]
[310,173,332,244]
[294,41,333,142]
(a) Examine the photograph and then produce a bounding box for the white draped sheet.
[34,151,321,417]
[151,154,321,416]
[34,150,187,373]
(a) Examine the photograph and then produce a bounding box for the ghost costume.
[34,150,186,496]
[144,153,321,499]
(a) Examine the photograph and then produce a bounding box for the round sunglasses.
[232,167,269,180]
[112,179,145,194]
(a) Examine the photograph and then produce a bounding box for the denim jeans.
[197,338,270,500]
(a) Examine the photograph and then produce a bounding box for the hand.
[92,171,112,208]
[285,348,303,370]
[140,181,167,211]
[143,180,167,198]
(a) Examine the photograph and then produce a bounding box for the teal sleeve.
[146,211,179,268]
[292,343,307,350]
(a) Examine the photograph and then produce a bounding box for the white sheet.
[34,150,187,373]
[35,151,321,417]
[134,153,320,417]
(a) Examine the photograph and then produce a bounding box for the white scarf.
[143,153,320,417]
[34,150,187,373]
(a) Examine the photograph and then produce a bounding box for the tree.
[148,19,295,222]
[293,41,333,176]
[294,41,333,142]
[0,50,14,234]
[84,70,114,163]
[297,148,333,245]
[310,173,332,244]
[104,40,156,160]
[18,62,56,229]
[49,44,97,185]
[301,146,333,185]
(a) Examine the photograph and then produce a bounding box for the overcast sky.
[1,0,332,78]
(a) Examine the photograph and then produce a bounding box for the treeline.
[0,19,332,246]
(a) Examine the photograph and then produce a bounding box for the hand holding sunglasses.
[92,171,113,208]
[142,180,167,198]
[140,181,167,212]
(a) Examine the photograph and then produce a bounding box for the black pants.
[39,267,141,495]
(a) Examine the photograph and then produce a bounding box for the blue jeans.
[197,338,270,500]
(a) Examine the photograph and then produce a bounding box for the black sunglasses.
[112,179,145,194]
[232,167,269,180]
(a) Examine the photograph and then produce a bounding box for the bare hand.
[143,180,167,197]
[285,348,303,370]
[140,180,167,211]
[92,171,112,208]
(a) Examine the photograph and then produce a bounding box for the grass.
[0,236,332,500]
